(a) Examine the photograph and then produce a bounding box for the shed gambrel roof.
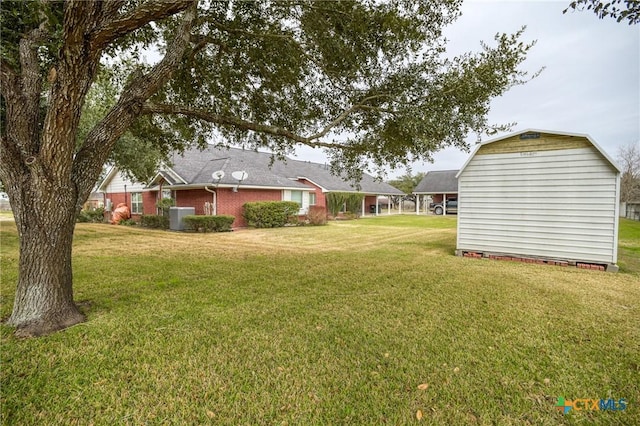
[145,145,404,195]
[413,170,459,194]
[456,128,621,176]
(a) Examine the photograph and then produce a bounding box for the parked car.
[429,200,457,215]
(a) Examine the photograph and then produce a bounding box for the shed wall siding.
[457,147,618,264]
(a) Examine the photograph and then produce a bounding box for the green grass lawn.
[1,216,639,425]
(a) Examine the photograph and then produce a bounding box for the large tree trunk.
[6,175,85,337]
[0,1,195,337]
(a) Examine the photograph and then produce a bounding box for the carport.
[412,170,458,215]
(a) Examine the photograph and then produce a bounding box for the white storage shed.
[455,129,621,271]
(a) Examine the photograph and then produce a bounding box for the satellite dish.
[212,170,225,180]
[231,171,248,181]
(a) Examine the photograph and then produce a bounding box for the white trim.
[613,172,620,263]
[283,188,314,215]
[296,177,328,192]
[159,183,310,191]
[97,167,120,192]
[148,168,188,186]
[130,192,143,215]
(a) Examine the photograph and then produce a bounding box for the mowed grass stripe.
[1,216,638,425]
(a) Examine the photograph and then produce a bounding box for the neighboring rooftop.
[413,170,459,194]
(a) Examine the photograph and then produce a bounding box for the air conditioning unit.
[169,207,195,231]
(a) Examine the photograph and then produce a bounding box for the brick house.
[98,145,404,227]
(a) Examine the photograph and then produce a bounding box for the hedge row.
[243,201,300,228]
[140,215,170,229]
[183,215,234,232]
[77,207,105,223]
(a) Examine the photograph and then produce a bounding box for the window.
[290,190,303,206]
[131,192,143,214]
[309,192,316,206]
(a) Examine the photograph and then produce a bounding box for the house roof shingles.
[413,170,459,194]
[162,145,404,195]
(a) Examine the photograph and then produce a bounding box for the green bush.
[326,193,345,217]
[243,201,300,228]
[156,198,175,217]
[118,218,137,226]
[345,194,364,217]
[140,214,170,229]
[77,207,105,223]
[326,192,364,218]
[183,215,235,232]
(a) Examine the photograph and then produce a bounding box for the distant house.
[413,170,458,215]
[455,129,621,271]
[98,145,404,227]
[620,201,640,220]
[83,192,104,210]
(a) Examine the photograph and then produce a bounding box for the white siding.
[104,172,146,193]
[457,147,618,264]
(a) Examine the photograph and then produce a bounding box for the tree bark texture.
[7,186,85,337]
[0,1,195,336]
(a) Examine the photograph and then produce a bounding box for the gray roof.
[159,145,404,195]
[413,170,459,194]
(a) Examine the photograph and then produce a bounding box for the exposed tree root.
[8,307,86,338]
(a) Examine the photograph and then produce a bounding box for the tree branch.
[1,18,50,161]
[91,0,193,49]
[72,2,198,205]
[309,93,394,140]
[19,23,47,111]
[140,91,393,148]
[140,102,346,150]
[209,21,297,41]
[186,35,229,63]
[102,0,127,21]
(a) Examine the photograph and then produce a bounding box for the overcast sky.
[291,0,640,178]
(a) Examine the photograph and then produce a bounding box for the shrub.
[140,214,170,229]
[307,205,327,225]
[183,215,235,232]
[118,218,137,226]
[344,194,364,217]
[77,207,105,223]
[156,198,175,217]
[326,193,345,217]
[326,192,364,218]
[243,201,300,228]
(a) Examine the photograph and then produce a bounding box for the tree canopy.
[3,0,537,184]
[0,0,537,336]
[387,171,426,196]
[563,1,640,24]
